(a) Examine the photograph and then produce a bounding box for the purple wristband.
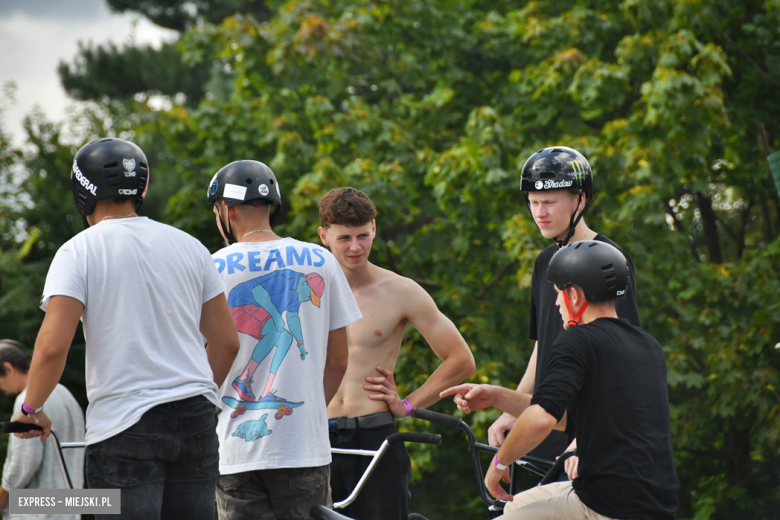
[402,398,412,417]
[22,402,41,415]
[493,454,508,470]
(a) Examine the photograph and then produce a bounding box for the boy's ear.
[318,226,329,246]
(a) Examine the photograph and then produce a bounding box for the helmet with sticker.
[546,240,629,303]
[207,160,282,224]
[520,146,593,199]
[71,138,150,217]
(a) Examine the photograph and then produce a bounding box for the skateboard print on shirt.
[222,269,326,442]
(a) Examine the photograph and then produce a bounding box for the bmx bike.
[311,407,575,520]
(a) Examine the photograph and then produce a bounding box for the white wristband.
[493,454,508,471]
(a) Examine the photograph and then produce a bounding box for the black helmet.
[520,146,592,199]
[207,160,282,244]
[520,146,593,248]
[547,240,629,303]
[71,138,150,217]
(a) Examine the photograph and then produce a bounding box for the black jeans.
[86,395,220,520]
[329,413,411,520]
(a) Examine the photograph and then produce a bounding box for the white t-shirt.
[213,238,361,474]
[40,217,225,445]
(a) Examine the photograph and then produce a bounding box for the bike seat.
[311,505,355,520]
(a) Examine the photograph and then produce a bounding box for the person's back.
[54,217,224,443]
[542,319,678,518]
[207,161,360,520]
[442,240,677,520]
[213,236,359,471]
[12,138,240,520]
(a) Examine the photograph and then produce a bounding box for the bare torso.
[327,266,411,418]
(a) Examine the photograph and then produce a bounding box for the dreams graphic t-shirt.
[213,238,361,474]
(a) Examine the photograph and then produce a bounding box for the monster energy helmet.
[547,240,629,326]
[206,160,282,244]
[71,138,150,222]
[520,146,594,248]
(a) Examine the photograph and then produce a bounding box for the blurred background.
[1,0,779,518]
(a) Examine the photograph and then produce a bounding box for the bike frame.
[1,422,440,505]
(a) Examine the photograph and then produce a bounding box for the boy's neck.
[559,219,597,244]
[232,218,281,243]
[343,261,378,290]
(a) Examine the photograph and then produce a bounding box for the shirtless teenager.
[317,187,476,520]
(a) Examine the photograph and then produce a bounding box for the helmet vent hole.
[601,263,614,271]
[107,183,119,188]
[100,138,112,143]
[105,172,119,179]
[103,162,118,168]
[605,274,616,281]
[588,243,598,248]
[139,162,147,169]
[269,179,275,185]
[574,243,582,249]
[246,178,253,184]
[541,172,556,179]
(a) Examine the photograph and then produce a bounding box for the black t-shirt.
[528,234,640,459]
[531,318,679,520]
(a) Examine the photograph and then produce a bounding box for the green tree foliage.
[59,41,212,106]
[2,0,780,518]
[155,1,780,517]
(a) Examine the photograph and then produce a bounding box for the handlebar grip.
[0,422,43,433]
[410,408,463,429]
[386,432,442,445]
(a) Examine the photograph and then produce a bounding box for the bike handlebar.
[0,422,43,433]
[411,408,463,429]
[386,432,442,445]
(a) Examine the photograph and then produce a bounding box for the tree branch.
[476,259,519,301]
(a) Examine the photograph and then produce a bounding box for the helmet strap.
[218,208,237,245]
[556,193,590,249]
[269,204,281,226]
[83,216,91,229]
[563,288,589,327]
